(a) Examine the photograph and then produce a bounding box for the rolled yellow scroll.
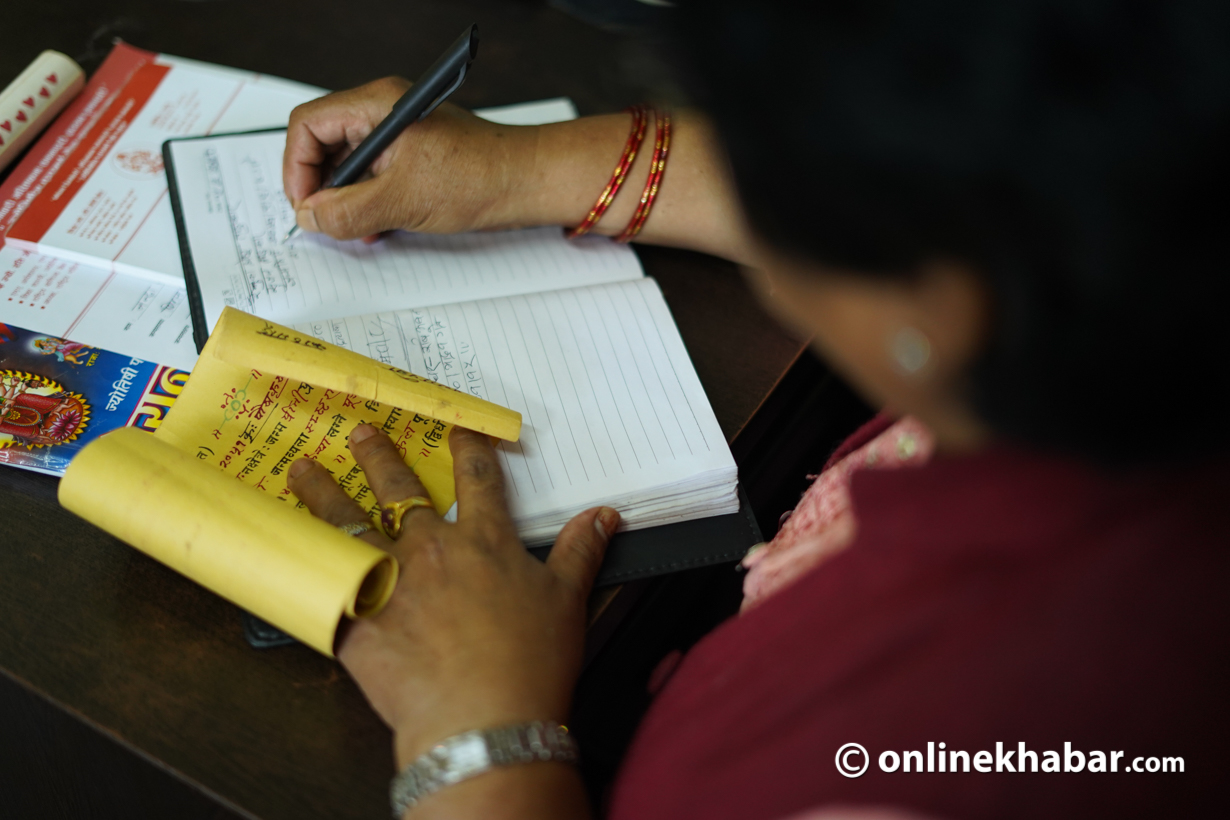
[59,427,397,656]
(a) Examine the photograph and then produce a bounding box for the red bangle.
[616,108,671,243]
[566,106,650,239]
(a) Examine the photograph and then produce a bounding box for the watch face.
[443,733,492,780]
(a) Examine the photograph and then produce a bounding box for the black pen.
[282,24,480,243]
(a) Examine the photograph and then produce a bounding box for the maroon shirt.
[608,446,1229,819]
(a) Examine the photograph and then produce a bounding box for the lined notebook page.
[296,278,736,538]
[166,131,644,331]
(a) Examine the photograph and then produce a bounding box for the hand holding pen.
[283,26,748,261]
[282,24,480,243]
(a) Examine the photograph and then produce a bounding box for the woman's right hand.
[283,77,535,240]
[283,78,757,264]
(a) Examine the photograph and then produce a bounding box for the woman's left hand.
[287,422,619,767]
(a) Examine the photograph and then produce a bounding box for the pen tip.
[281,226,298,245]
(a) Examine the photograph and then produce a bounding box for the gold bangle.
[380,496,435,539]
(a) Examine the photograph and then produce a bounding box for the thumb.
[297,175,399,241]
[546,506,619,595]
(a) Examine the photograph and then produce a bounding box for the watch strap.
[389,721,578,817]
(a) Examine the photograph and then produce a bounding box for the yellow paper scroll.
[154,308,522,521]
[59,428,396,656]
[155,347,460,518]
[59,308,522,656]
[210,307,521,441]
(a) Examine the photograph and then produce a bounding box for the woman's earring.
[890,327,932,376]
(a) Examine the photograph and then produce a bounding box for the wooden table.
[0,2,816,818]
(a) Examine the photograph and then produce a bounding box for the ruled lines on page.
[298,278,735,536]
[168,131,644,332]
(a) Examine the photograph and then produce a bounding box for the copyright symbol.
[835,742,870,778]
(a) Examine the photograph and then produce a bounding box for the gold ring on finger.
[380,496,435,539]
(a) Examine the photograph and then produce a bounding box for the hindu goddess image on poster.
[0,321,187,475]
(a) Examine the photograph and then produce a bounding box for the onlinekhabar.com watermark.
[835,743,1184,778]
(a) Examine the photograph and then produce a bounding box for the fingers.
[297,176,401,241]
[286,457,389,548]
[449,427,516,532]
[283,77,410,207]
[547,507,619,595]
[284,104,370,207]
[347,424,439,527]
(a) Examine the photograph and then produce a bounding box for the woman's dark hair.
[673,0,1230,463]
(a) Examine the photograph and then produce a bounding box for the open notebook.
[295,279,735,544]
[0,38,592,374]
[164,129,748,556]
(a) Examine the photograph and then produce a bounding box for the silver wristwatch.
[389,721,578,818]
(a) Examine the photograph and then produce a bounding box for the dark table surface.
[0,2,807,818]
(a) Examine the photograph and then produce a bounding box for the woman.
[281,2,1228,817]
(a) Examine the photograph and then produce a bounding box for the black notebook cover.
[163,131,761,647]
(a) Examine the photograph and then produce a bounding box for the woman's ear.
[867,259,994,451]
[743,248,993,452]
[897,259,990,386]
